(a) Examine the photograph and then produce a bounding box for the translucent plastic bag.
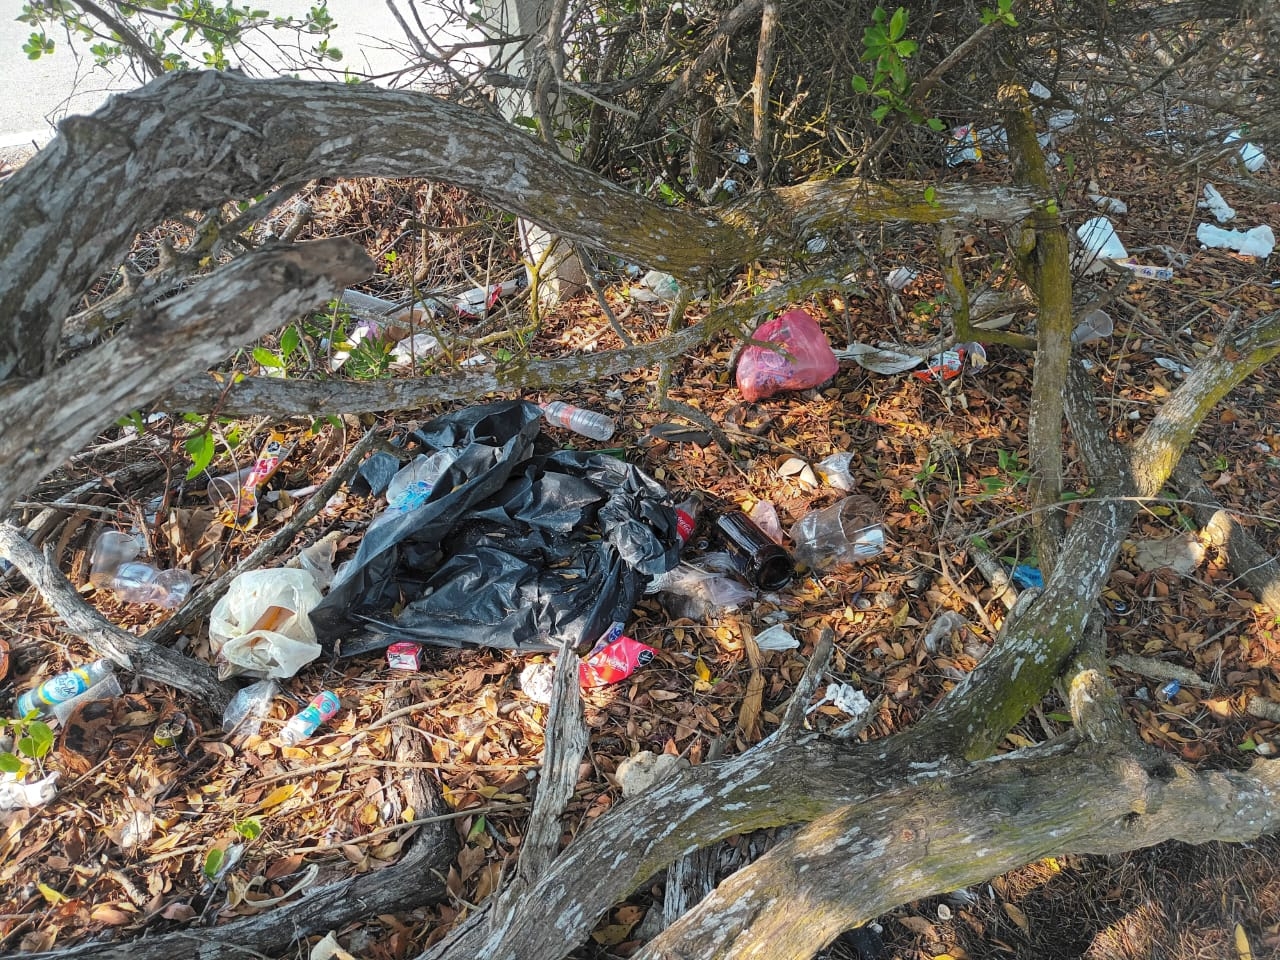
[209,569,323,679]
[736,309,839,401]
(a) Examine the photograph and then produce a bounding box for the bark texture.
[0,239,372,516]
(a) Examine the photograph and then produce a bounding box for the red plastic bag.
[736,309,839,401]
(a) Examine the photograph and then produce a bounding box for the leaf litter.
[2,136,1280,960]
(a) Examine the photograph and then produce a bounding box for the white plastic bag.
[209,569,323,679]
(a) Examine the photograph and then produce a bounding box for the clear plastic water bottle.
[15,659,115,718]
[278,691,341,746]
[89,530,192,609]
[540,401,616,441]
[384,449,458,509]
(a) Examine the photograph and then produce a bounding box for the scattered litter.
[808,682,871,720]
[776,457,818,489]
[278,690,341,746]
[886,266,919,290]
[1154,356,1194,377]
[1156,679,1182,702]
[580,634,657,687]
[1199,184,1235,222]
[1196,223,1275,259]
[1072,308,1114,345]
[816,452,857,491]
[914,342,986,381]
[748,500,785,543]
[1029,80,1052,99]
[713,510,795,590]
[1117,260,1175,281]
[790,495,886,571]
[806,235,830,254]
[645,562,755,611]
[311,401,683,656]
[616,750,688,798]
[386,642,422,670]
[736,308,839,402]
[519,660,555,703]
[310,931,358,960]
[89,530,192,609]
[838,342,928,375]
[0,770,59,813]
[922,610,968,654]
[753,624,800,651]
[837,341,986,380]
[1076,217,1128,269]
[1089,194,1128,215]
[221,679,279,737]
[1010,564,1044,590]
[1134,532,1206,576]
[540,400,616,441]
[14,659,115,720]
[388,333,441,368]
[1224,129,1267,173]
[220,432,291,530]
[945,123,1005,165]
[209,568,324,679]
[631,270,681,303]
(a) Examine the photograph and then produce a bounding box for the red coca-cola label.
[675,509,696,545]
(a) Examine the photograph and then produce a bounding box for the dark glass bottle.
[713,511,794,590]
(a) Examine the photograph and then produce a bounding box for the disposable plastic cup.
[790,495,886,571]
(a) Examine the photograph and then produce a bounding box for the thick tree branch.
[0,239,373,517]
[633,745,1280,960]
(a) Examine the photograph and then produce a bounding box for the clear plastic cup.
[790,496,886,571]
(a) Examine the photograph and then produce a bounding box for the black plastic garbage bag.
[310,400,683,655]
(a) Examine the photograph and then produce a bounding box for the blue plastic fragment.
[1010,564,1044,590]
[1157,680,1181,701]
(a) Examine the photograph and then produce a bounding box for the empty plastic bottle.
[673,496,701,547]
[384,449,459,510]
[540,401,616,441]
[278,690,341,746]
[15,659,114,718]
[89,531,192,609]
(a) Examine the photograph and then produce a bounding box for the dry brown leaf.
[899,915,935,935]
[159,901,197,922]
[89,905,133,926]
[1003,902,1030,934]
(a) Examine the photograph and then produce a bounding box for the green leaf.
[851,74,869,94]
[926,117,945,132]
[252,346,283,368]
[923,185,938,206]
[18,721,53,759]
[203,847,225,881]
[234,818,263,841]
[872,103,891,123]
[279,325,300,361]
[1239,737,1258,752]
[0,753,22,774]
[888,6,907,41]
[466,815,487,843]
[184,431,215,480]
[894,38,917,57]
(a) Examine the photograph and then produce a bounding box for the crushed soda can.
[386,642,422,670]
[579,636,656,688]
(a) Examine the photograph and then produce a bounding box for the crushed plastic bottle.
[278,691,341,746]
[540,401,616,441]
[89,531,192,609]
[15,660,114,718]
[384,449,459,510]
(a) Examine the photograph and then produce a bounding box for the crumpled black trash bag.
[309,400,683,655]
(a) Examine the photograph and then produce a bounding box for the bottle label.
[675,509,696,545]
[391,480,433,511]
[308,691,341,722]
